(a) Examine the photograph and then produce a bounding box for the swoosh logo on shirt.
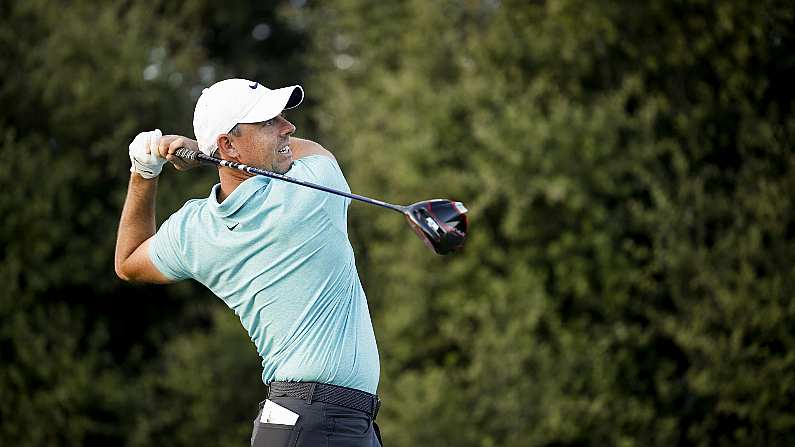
[249,83,258,89]
[226,222,239,231]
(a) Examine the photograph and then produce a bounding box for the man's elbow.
[115,258,145,283]
[114,240,170,284]
[115,257,173,285]
[115,261,133,282]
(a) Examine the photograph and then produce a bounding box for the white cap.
[193,78,304,155]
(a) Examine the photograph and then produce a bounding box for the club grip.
[175,148,198,160]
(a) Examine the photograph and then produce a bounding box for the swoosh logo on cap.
[226,222,239,231]
[249,83,258,89]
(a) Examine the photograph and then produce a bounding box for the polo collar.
[207,175,271,217]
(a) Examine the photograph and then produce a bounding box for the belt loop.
[305,382,317,405]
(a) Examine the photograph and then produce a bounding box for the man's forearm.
[115,174,158,275]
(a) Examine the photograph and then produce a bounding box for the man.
[115,78,382,447]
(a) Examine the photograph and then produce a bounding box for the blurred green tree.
[2,0,794,446]
[0,1,306,446]
[299,0,795,445]
[0,1,207,444]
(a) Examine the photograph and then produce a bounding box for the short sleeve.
[293,155,349,191]
[149,206,193,281]
[290,155,351,231]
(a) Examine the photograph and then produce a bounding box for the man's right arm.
[114,174,173,283]
[115,132,198,284]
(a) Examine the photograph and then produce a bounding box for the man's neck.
[216,170,252,203]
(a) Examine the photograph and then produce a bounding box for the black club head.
[404,199,468,255]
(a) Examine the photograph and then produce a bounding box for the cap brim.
[239,85,304,124]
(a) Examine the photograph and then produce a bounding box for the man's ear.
[217,134,239,160]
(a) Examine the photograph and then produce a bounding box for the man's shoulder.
[291,153,346,184]
[180,197,206,212]
[168,197,206,223]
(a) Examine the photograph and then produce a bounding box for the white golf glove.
[129,129,166,179]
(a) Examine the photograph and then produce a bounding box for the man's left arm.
[290,137,335,160]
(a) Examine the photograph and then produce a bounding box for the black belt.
[267,381,381,420]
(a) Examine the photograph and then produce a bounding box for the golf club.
[175,148,468,255]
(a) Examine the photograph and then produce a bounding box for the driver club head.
[403,199,469,255]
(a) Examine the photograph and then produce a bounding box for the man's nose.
[281,118,296,136]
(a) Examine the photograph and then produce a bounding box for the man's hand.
[157,135,202,171]
[129,129,167,179]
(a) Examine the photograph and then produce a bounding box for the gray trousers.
[251,396,383,447]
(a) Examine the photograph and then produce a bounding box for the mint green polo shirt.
[149,155,380,394]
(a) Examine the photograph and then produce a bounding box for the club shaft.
[175,148,405,213]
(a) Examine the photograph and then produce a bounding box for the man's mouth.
[277,145,291,155]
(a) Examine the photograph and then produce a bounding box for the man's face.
[229,114,296,174]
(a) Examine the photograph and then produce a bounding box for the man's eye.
[264,119,274,126]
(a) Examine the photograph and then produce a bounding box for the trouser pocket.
[251,400,301,447]
[251,422,301,447]
[330,412,372,438]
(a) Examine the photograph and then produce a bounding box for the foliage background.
[1,1,793,446]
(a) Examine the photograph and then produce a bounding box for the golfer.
[115,78,382,447]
